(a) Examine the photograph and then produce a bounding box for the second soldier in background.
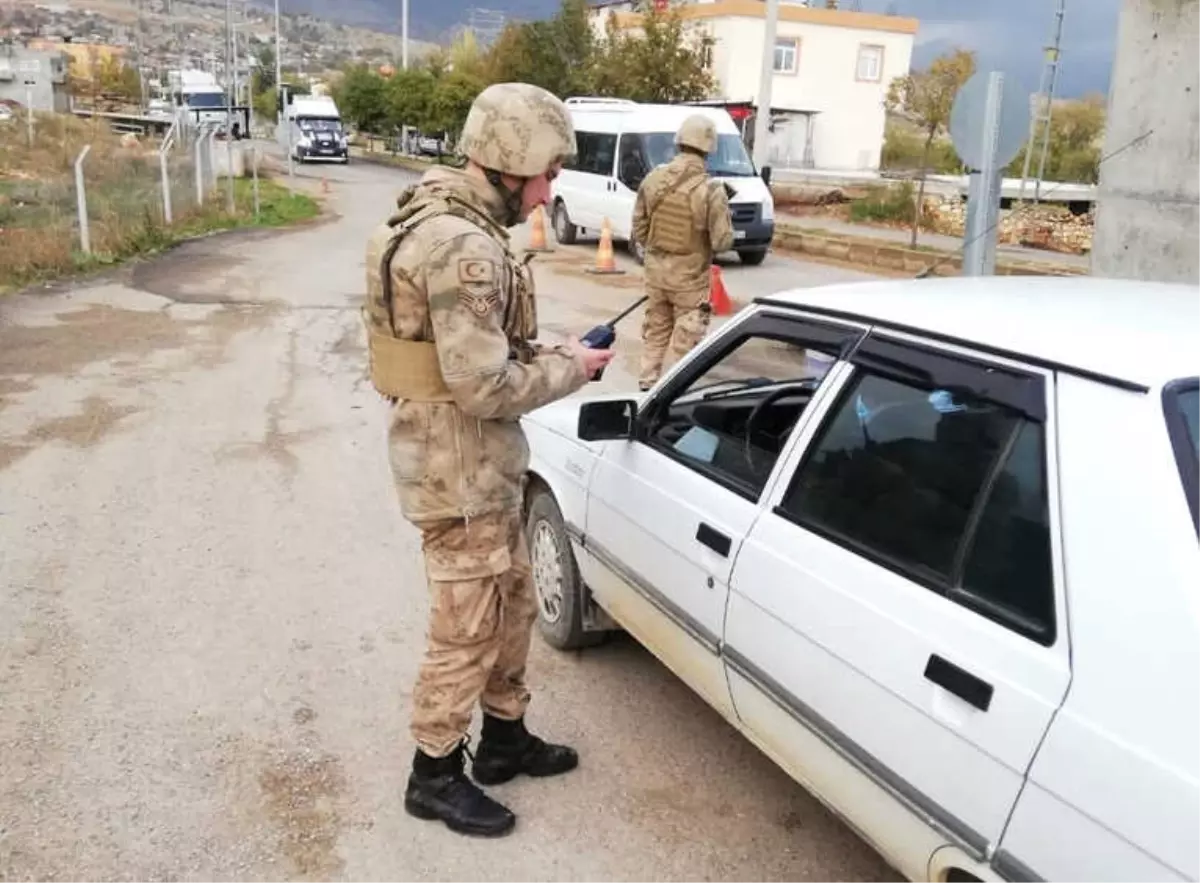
[632,113,735,391]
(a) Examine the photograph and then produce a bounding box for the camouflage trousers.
[409,507,539,758]
[639,284,711,389]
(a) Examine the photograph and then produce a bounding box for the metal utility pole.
[402,0,409,69]
[751,0,780,170]
[134,0,148,110]
[275,0,292,175]
[232,7,239,122]
[224,0,236,213]
[1018,0,1065,204]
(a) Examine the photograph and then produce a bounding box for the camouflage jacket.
[632,152,735,292]
[364,165,588,524]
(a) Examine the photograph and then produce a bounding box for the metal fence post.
[206,130,217,199]
[159,123,177,225]
[74,144,92,254]
[251,145,260,220]
[195,129,205,205]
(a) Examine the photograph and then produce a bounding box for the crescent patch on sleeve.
[458,259,496,284]
[457,259,501,317]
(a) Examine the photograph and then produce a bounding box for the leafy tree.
[1006,93,1106,185]
[387,67,437,132]
[253,85,277,122]
[881,122,964,175]
[522,0,598,95]
[447,28,487,81]
[884,47,975,245]
[592,3,715,102]
[254,43,277,94]
[331,63,388,132]
[66,51,141,106]
[426,69,486,142]
[483,0,598,98]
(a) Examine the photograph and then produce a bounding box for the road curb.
[771,226,1087,278]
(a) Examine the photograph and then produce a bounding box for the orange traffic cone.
[709,265,732,315]
[527,203,552,252]
[586,217,626,275]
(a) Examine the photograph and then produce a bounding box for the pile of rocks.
[771,184,851,210]
[925,196,1094,255]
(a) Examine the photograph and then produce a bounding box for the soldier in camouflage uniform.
[362,82,614,838]
[632,114,735,391]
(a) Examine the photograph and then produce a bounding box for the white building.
[587,0,918,171]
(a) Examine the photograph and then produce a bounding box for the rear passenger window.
[778,356,1056,644]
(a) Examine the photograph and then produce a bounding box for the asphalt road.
[0,155,893,881]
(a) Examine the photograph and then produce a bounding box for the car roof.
[756,275,1200,391]
[565,98,739,135]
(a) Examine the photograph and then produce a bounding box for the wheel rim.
[531,519,565,624]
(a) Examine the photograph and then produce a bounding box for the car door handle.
[923,654,993,712]
[696,522,732,557]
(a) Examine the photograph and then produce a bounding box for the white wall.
[715,16,913,169]
[587,6,915,171]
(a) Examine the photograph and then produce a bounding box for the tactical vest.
[646,162,708,255]
[362,185,537,402]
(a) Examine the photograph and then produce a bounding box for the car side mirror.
[760,165,772,186]
[579,399,637,441]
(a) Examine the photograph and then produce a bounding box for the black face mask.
[485,169,527,227]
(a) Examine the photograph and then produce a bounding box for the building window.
[856,43,884,82]
[773,37,798,74]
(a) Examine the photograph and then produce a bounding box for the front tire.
[737,248,768,266]
[552,199,578,246]
[525,484,604,651]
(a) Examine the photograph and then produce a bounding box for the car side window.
[572,131,617,177]
[641,317,861,500]
[777,343,1056,644]
[617,134,647,190]
[1163,378,1199,536]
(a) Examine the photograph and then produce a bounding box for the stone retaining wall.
[772,226,1087,278]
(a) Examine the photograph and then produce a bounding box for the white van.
[278,94,349,164]
[550,97,775,266]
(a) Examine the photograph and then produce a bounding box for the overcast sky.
[864,0,1123,98]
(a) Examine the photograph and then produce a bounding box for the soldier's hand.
[567,337,615,378]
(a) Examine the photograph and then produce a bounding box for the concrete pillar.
[1091,0,1199,284]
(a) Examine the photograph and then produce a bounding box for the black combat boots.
[471,714,579,786]
[404,742,516,837]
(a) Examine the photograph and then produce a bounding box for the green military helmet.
[458,82,577,178]
[675,113,718,155]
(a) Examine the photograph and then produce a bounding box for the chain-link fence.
[1,112,263,290]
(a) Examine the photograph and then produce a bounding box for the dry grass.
[0,113,317,292]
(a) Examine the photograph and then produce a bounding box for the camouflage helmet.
[458,82,577,178]
[675,114,718,155]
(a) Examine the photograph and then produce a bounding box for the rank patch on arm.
[457,259,502,317]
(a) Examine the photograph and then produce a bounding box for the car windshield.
[185,92,225,108]
[642,131,758,177]
[299,118,342,133]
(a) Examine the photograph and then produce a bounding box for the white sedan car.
[519,275,1199,883]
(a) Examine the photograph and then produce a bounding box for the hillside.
[2,0,441,74]
[253,0,560,43]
